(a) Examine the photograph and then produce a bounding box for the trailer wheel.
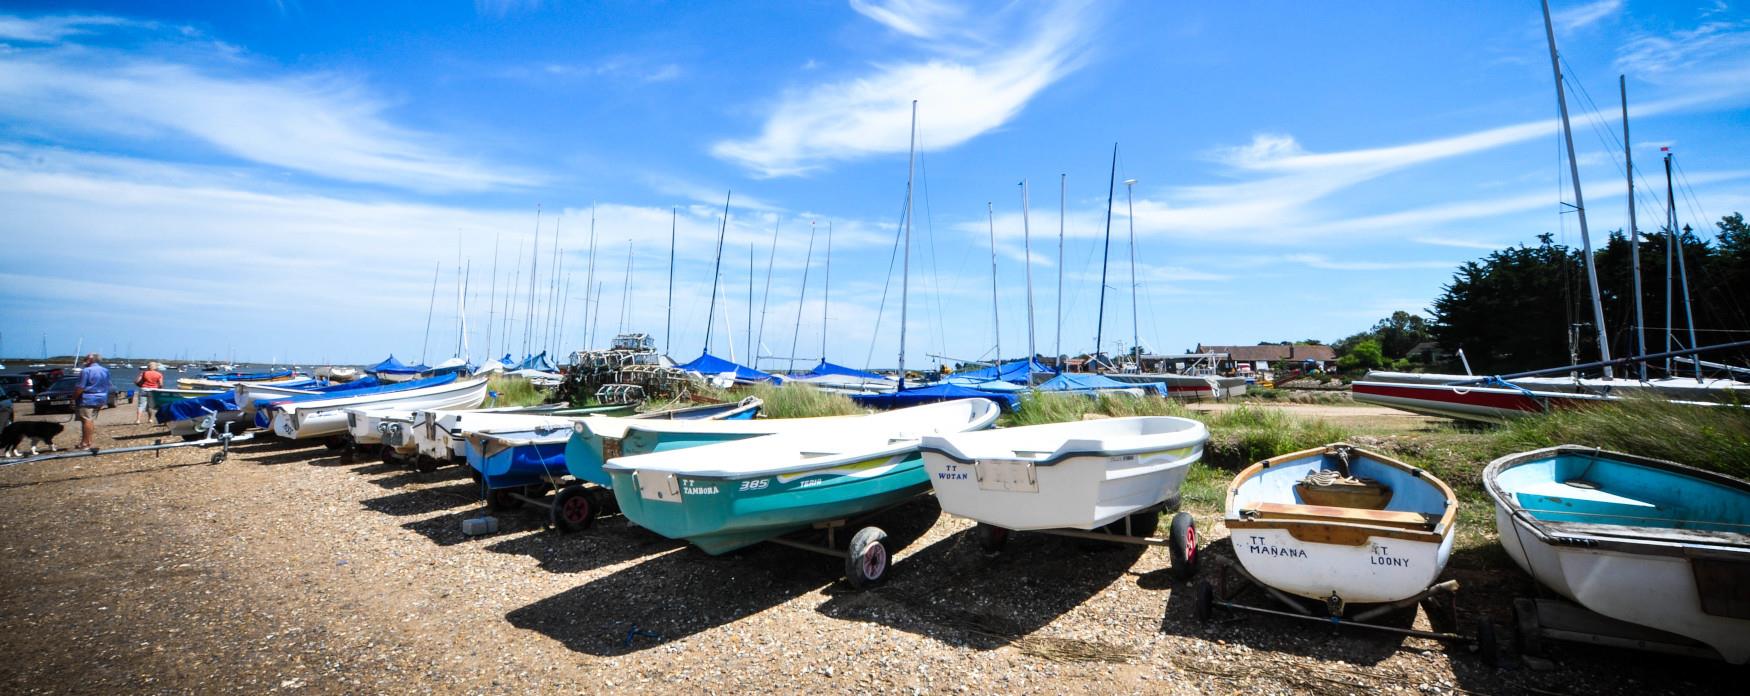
[1475,617,1500,667]
[1194,580,1215,623]
[1512,598,1543,658]
[845,526,890,589]
[1167,512,1199,580]
[976,523,1009,553]
[482,479,522,511]
[1422,594,1458,635]
[414,455,440,473]
[551,485,596,532]
[1127,509,1161,537]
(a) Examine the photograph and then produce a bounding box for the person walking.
[72,353,111,449]
[134,361,164,424]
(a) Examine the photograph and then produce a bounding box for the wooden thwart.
[1247,501,1433,530]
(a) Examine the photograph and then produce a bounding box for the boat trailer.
[0,426,254,468]
[1194,556,1498,665]
[971,500,1201,581]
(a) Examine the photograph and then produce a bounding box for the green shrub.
[740,383,865,419]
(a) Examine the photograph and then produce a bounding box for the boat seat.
[1244,501,1434,530]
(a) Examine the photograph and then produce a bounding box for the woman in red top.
[134,362,165,424]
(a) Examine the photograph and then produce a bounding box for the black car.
[0,374,31,400]
[33,377,121,413]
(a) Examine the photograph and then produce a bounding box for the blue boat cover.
[252,373,458,427]
[851,384,1019,411]
[678,353,780,383]
[196,369,297,382]
[514,352,556,372]
[368,355,428,374]
[1037,372,1166,396]
[942,376,1029,392]
[157,393,240,423]
[803,360,891,382]
[953,358,1051,384]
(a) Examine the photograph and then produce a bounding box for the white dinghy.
[267,376,490,440]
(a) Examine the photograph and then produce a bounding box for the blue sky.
[1,0,1746,368]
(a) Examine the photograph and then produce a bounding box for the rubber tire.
[1513,598,1544,658]
[1194,580,1215,623]
[976,523,1010,554]
[1166,511,1199,580]
[413,455,440,473]
[845,526,890,590]
[1127,510,1161,537]
[551,485,596,532]
[482,479,523,511]
[1422,595,1458,635]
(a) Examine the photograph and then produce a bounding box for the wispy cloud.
[535,55,684,83]
[1552,0,1622,33]
[0,13,536,193]
[475,0,544,19]
[1617,17,1750,78]
[1284,254,1459,271]
[0,14,133,43]
[712,0,1099,177]
[1413,235,1511,251]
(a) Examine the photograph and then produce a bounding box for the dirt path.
[1187,401,1447,431]
[0,403,1736,694]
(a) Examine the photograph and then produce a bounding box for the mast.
[821,221,833,361]
[1057,173,1065,371]
[1678,223,1701,381]
[504,240,522,356]
[747,240,755,364]
[420,260,440,365]
[898,100,917,390]
[1021,179,1036,374]
[583,205,598,350]
[754,219,780,370]
[486,231,500,361]
[702,191,731,354]
[1125,177,1139,370]
[455,234,464,358]
[460,261,471,361]
[1540,0,1614,379]
[666,207,676,355]
[1664,152,1676,373]
[620,241,634,334]
[1621,75,1646,381]
[789,220,818,372]
[986,202,1003,371]
[524,206,541,356]
[544,219,561,356]
[1094,143,1118,370]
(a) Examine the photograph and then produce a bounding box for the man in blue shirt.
[73,353,111,449]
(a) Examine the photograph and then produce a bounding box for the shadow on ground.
[507,497,941,655]
[814,518,1151,651]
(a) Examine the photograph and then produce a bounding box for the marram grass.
[1495,394,1750,479]
[739,382,865,419]
[487,375,550,407]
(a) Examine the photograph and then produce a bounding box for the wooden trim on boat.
[1225,443,1458,543]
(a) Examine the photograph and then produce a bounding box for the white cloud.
[1552,0,1622,33]
[848,0,966,40]
[1617,19,1750,78]
[0,14,133,42]
[1283,254,1459,272]
[712,1,1097,177]
[1413,235,1511,251]
[0,14,536,193]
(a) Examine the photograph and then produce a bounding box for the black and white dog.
[1,421,64,457]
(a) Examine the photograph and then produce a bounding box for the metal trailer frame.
[970,499,1202,581]
[1194,555,1498,665]
[1,425,254,468]
[1512,597,1723,662]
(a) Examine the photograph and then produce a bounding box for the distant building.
[1196,344,1337,374]
[1406,341,1447,365]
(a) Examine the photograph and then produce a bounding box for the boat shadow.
[813,522,1148,650]
[359,465,472,491]
[505,497,943,655]
[483,516,684,574]
[359,482,480,518]
[231,440,336,466]
[1160,537,1414,667]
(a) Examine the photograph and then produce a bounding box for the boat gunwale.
[1484,444,1750,559]
[269,376,489,416]
[917,416,1208,468]
[1223,442,1458,542]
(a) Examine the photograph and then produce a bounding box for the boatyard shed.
[1197,344,1337,373]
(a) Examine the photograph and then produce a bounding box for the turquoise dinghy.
[602,398,1001,586]
[467,398,762,509]
[1485,445,1750,663]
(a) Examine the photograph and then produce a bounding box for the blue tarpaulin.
[368,355,428,374]
[514,352,556,372]
[803,360,891,382]
[953,358,1052,384]
[678,353,780,383]
[1037,372,1165,396]
[851,384,1018,411]
[194,369,296,382]
[157,393,239,423]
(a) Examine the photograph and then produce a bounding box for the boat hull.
[1351,380,1601,423]
[270,378,488,440]
[607,452,929,555]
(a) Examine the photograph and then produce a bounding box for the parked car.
[33,377,121,413]
[0,374,33,400]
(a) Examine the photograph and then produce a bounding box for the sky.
[1,0,1747,369]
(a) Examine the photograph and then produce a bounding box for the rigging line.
[753,217,780,370]
[916,142,950,367]
[862,196,909,372]
[1671,157,1713,232]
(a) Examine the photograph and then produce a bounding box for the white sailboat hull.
[271,378,490,440]
[920,417,1208,531]
[1232,528,1453,604]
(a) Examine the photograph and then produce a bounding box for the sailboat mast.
[898,100,917,390]
[747,241,755,365]
[505,241,522,356]
[789,220,818,372]
[986,202,1003,369]
[1021,179,1036,372]
[1664,153,1676,373]
[1125,178,1139,369]
[1094,143,1118,370]
[702,191,731,354]
[1057,173,1065,369]
[620,241,634,335]
[1677,221,1700,381]
[421,260,440,365]
[666,207,676,355]
[524,206,541,357]
[487,232,500,361]
[821,221,833,361]
[754,219,780,370]
[583,205,598,350]
[460,261,471,361]
[455,235,464,358]
[1540,0,1613,379]
[1620,76,1646,381]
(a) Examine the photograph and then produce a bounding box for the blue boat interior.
[1237,450,1449,516]
[1498,453,1750,533]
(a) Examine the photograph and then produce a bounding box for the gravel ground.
[0,402,1740,694]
